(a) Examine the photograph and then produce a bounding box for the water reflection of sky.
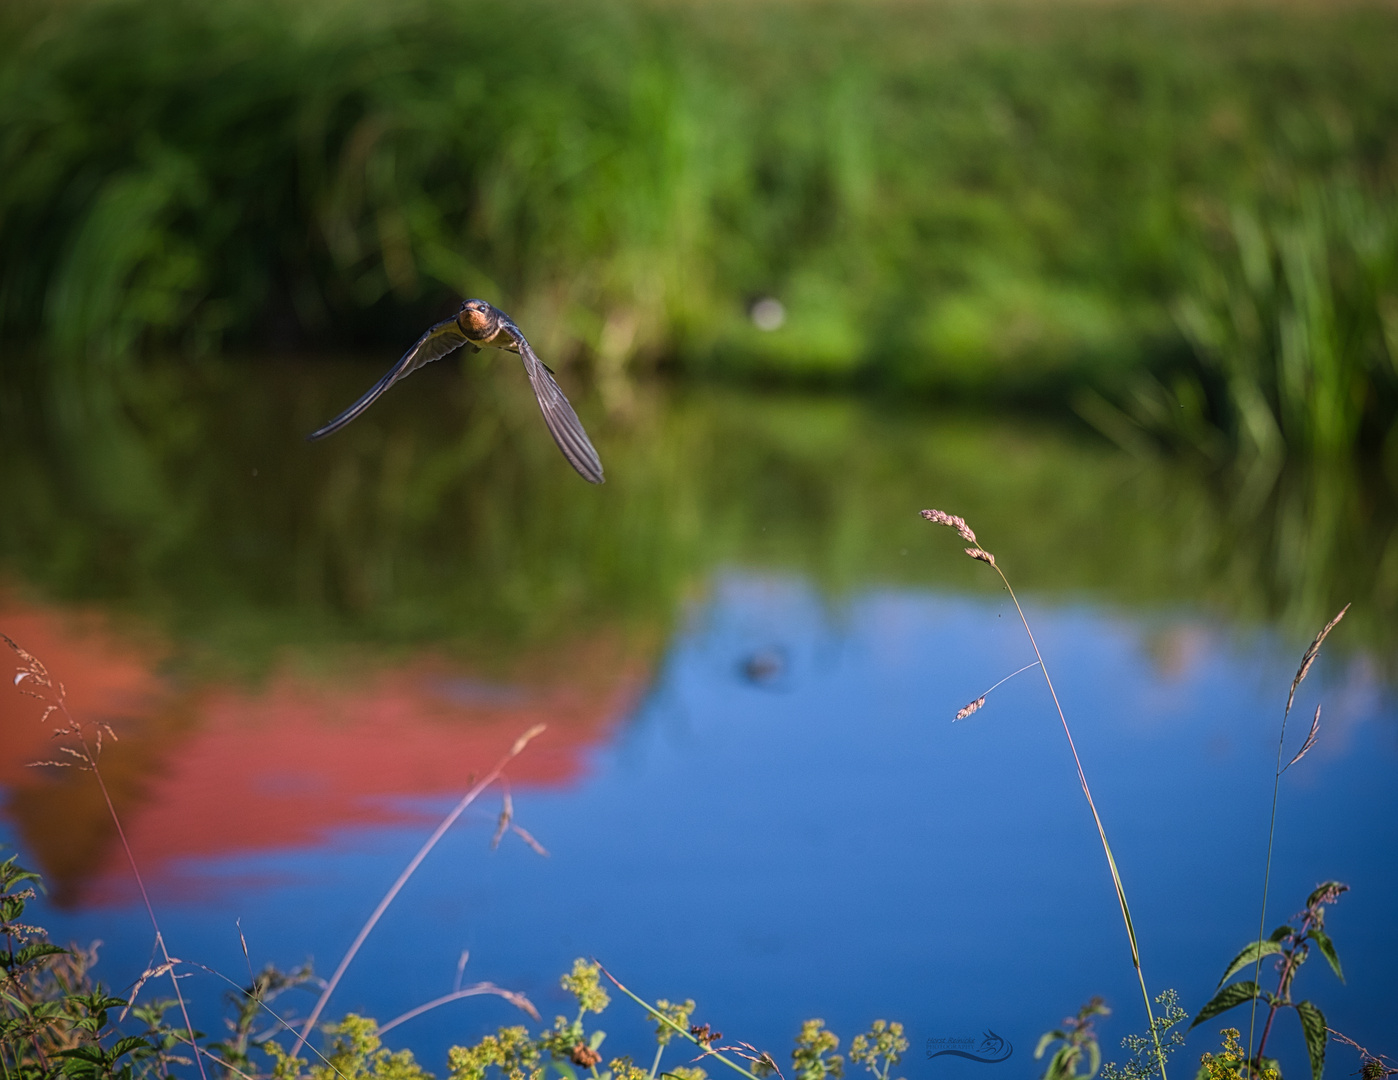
[5,572,1394,1076]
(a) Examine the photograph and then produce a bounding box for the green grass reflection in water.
[1,355,1394,678]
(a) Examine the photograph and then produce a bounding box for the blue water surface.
[16,573,1398,1077]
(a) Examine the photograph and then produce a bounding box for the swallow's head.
[458,298,500,340]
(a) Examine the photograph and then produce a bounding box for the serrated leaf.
[1190,981,1262,1029]
[54,1046,108,1064]
[111,1035,152,1058]
[1216,939,1284,988]
[13,942,69,967]
[1296,1000,1326,1080]
[1269,924,1295,942]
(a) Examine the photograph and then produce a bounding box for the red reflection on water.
[0,593,645,907]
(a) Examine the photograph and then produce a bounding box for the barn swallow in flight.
[308,299,604,483]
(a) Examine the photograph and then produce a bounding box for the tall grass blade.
[291,723,547,1058]
[918,515,1168,1079]
[1247,605,1349,1074]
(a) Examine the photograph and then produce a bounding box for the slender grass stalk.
[82,751,210,1080]
[953,660,1040,720]
[1245,606,1348,1076]
[994,566,1167,1080]
[377,984,539,1035]
[2,635,210,1080]
[918,513,1167,1080]
[184,959,345,1075]
[291,723,547,1058]
[596,963,771,1080]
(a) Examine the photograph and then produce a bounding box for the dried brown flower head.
[571,1043,602,1067]
[690,1024,723,1047]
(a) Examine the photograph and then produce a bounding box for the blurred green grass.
[2,0,1396,447]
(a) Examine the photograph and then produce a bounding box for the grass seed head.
[1286,604,1349,718]
[919,509,977,544]
[955,697,986,721]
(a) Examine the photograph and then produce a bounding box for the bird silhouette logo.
[924,1028,1013,1064]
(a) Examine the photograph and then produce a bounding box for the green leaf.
[111,1036,152,1059]
[1296,1001,1326,1080]
[1044,1046,1075,1080]
[1216,939,1283,988]
[1309,929,1344,983]
[54,1046,109,1064]
[1034,1032,1059,1060]
[1189,981,1262,1030]
[1269,925,1295,943]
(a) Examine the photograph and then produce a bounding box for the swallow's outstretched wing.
[507,325,605,484]
[307,317,472,441]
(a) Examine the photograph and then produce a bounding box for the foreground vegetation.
[2,0,1397,454]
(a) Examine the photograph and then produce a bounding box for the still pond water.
[1,357,1395,1074]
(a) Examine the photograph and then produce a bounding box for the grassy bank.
[2,0,1397,444]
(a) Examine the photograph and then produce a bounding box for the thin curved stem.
[978,660,1042,698]
[377,984,539,1035]
[597,963,769,1080]
[1247,722,1288,1074]
[291,724,546,1058]
[75,726,208,1080]
[989,564,1167,1080]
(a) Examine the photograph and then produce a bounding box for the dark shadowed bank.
[2,0,1397,455]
